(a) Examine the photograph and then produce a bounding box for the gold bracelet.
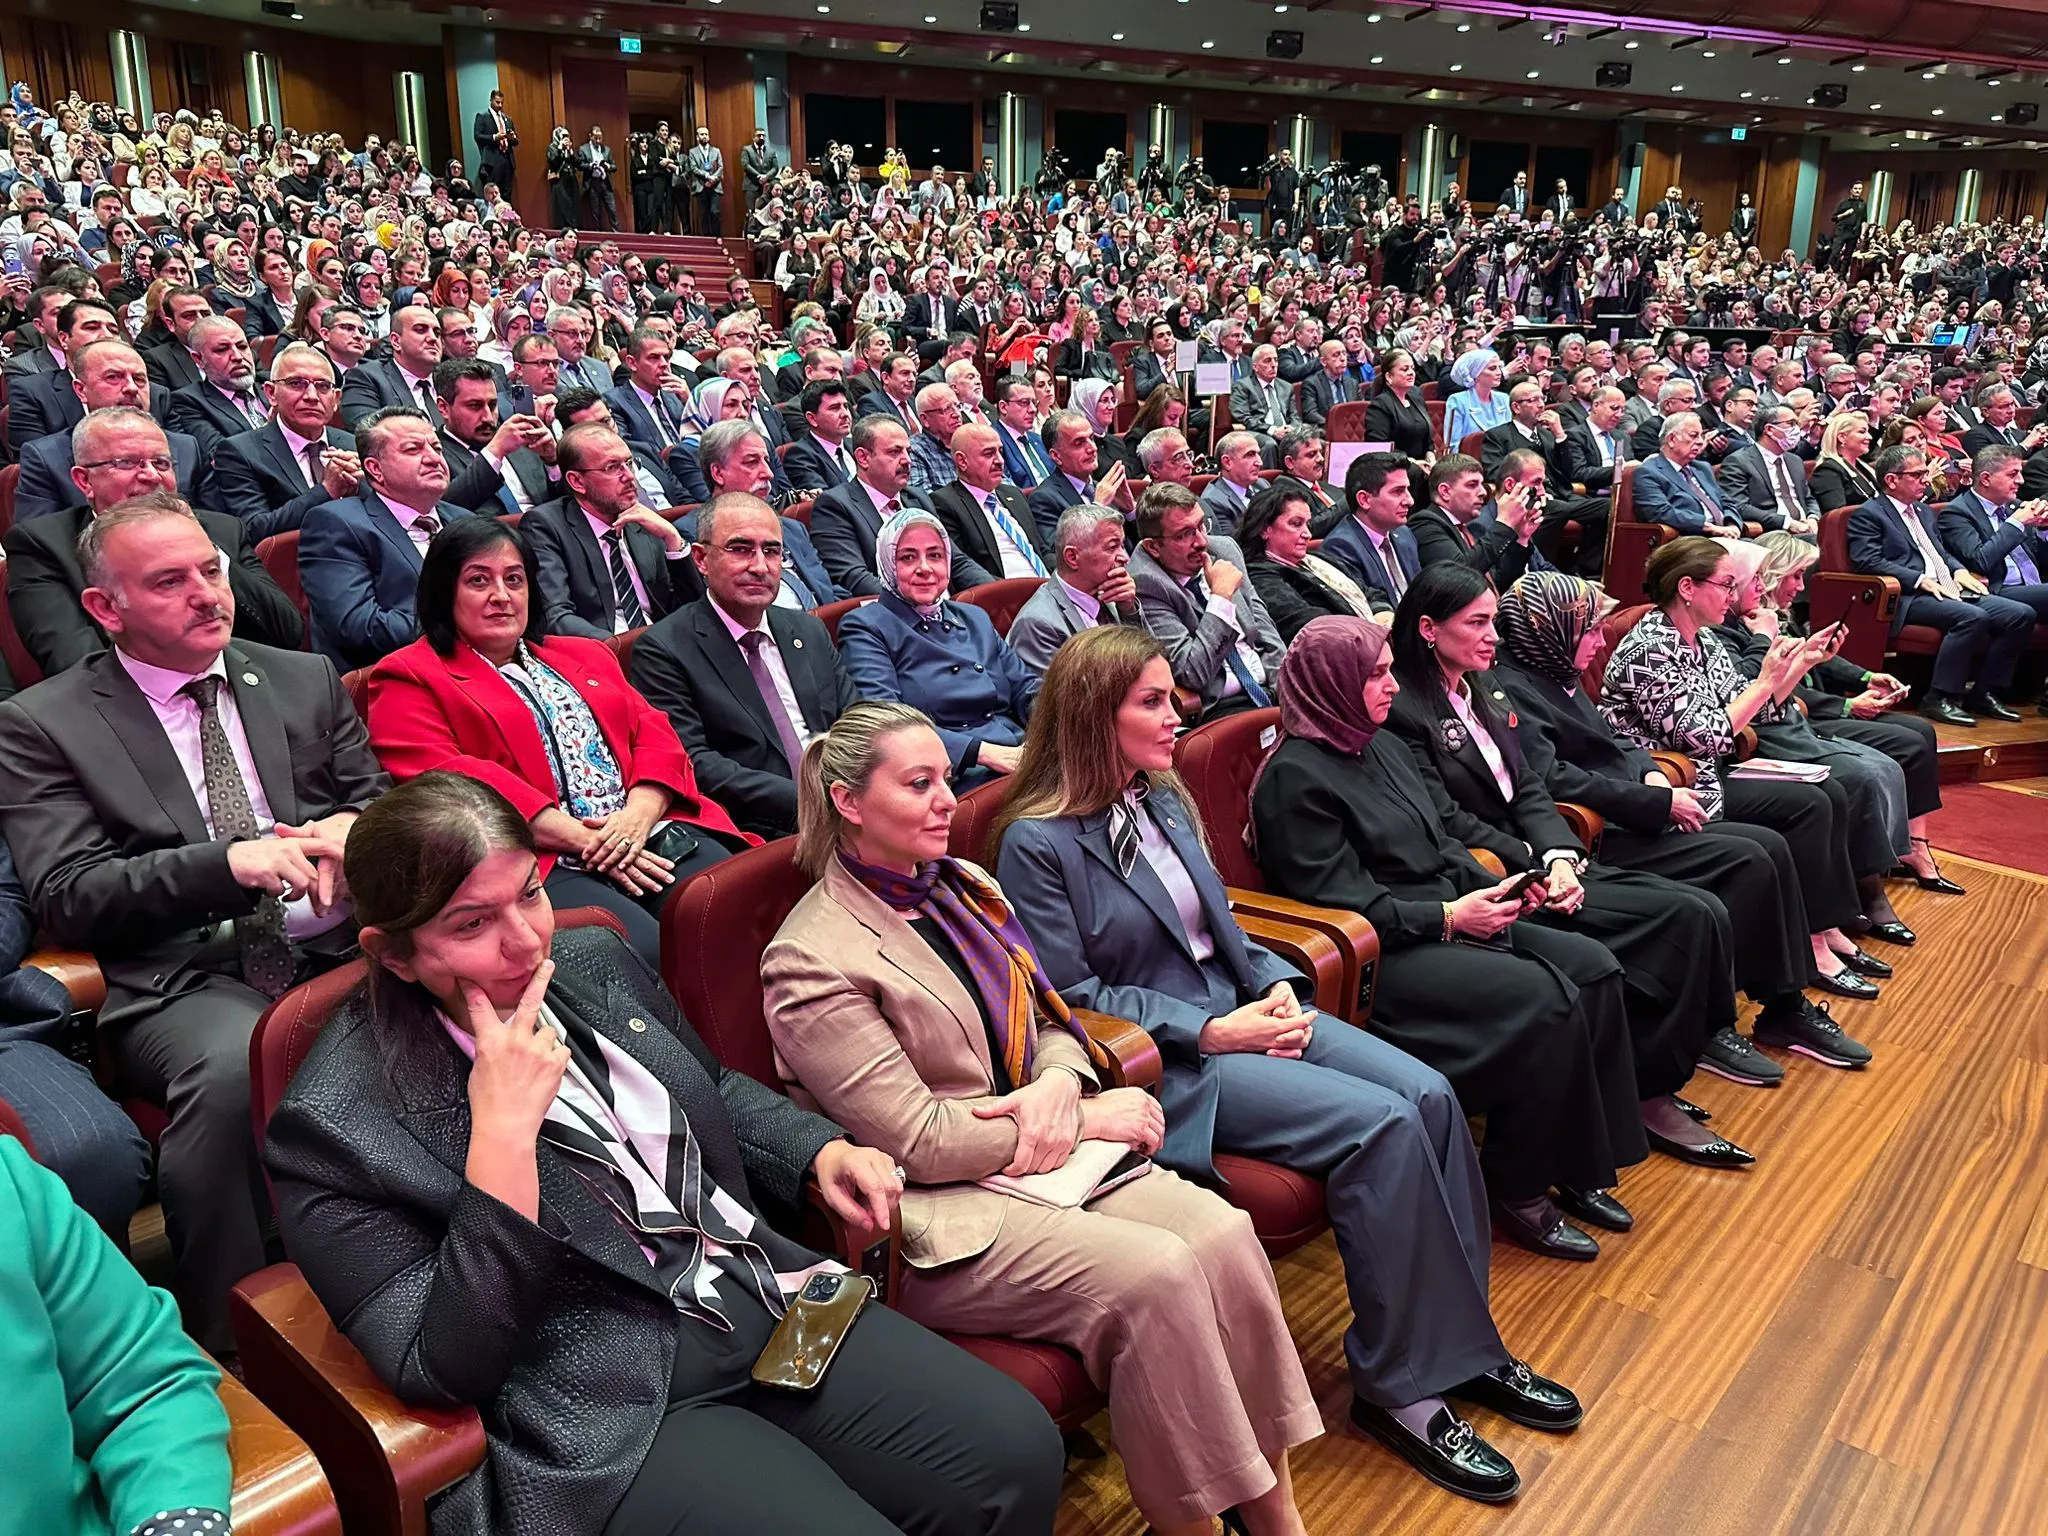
[1441,901,1455,943]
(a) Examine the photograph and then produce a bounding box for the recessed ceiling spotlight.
[1275,4,1288,11]
[1869,102,1883,109]
[1111,31,1124,40]
[1702,50,1716,59]
[1366,11,1382,21]
[1369,54,1384,63]
[923,13,936,20]
[1851,63,1866,72]
[1988,78,2003,86]
[1922,70,1937,79]
[1777,56,1792,65]
[1456,22,1471,32]
[1671,83,1684,92]
[1740,90,1753,98]
[1932,106,1945,114]
[1201,39,1214,48]
[1449,62,1463,71]
[1624,40,1639,50]
[1526,69,1540,78]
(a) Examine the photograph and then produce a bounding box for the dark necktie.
[738,631,807,771]
[1774,456,1800,521]
[605,528,648,628]
[302,440,323,490]
[179,677,296,999]
[410,509,442,545]
[1185,576,1272,707]
[1997,507,2043,585]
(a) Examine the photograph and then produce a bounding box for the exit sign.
[619,34,642,53]
[1731,125,1748,141]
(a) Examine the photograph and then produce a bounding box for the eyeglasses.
[1696,575,1741,595]
[79,455,173,474]
[272,376,336,395]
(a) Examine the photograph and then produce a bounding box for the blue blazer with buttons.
[836,594,1037,776]
[1630,452,1726,534]
[1316,514,1420,607]
[300,492,476,670]
[994,786,1306,1177]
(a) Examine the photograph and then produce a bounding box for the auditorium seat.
[1601,462,1672,609]
[814,595,874,640]
[231,909,628,1536]
[955,577,1044,638]
[662,837,1129,1426]
[256,531,309,625]
[1325,400,1367,443]
[0,463,18,536]
[0,1099,346,1536]
[1809,505,1940,674]
[605,624,647,673]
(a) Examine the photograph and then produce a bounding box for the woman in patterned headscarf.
[835,507,1039,788]
[1495,570,1831,1092]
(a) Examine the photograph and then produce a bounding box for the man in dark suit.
[1300,340,1363,428]
[1271,427,1344,532]
[1631,414,1744,537]
[12,342,208,523]
[1024,409,1111,548]
[163,315,272,467]
[0,493,387,1350]
[1007,502,1141,674]
[1409,452,1539,590]
[1480,378,1610,572]
[338,304,444,431]
[1562,385,1632,495]
[901,264,963,364]
[140,287,213,396]
[212,344,361,541]
[630,493,858,839]
[929,423,1051,581]
[1132,320,1183,402]
[853,353,923,435]
[473,88,517,194]
[1128,482,1286,719]
[784,379,858,493]
[809,416,992,598]
[992,377,1057,488]
[682,421,839,608]
[1319,450,1422,609]
[4,297,131,452]
[553,387,691,513]
[433,358,556,515]
[1199,433,1266,537]
[1229,345,1299,447]
[0,284,67,381]
[1714,404,1820,535]
[5,411,302,676]
[1848,444,2036,726]
[1496,171,1530,216]
[299,408,476,670]
[1960,383,2048,461]
[1937,444,2048,631]
[523,423,701,639]
[604,328,696,457]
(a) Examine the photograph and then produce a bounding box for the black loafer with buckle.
[1350,1399,1520,1503]
[1450,1360,1584,1432]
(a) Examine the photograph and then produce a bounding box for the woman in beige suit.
[763,702,1320,1536]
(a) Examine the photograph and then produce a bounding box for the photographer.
[1137,144,1174,206]
[1261,147,1301,236]
[1035,146,1069,198]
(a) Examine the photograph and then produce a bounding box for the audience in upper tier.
[0,75,2034,1535]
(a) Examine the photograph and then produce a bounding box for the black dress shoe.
[1835,944,1894,977]
[1923,694,1975,727]
[1492,1198,1600,1260]
[1672,1094,1713,1122]
[1555,1185,1634,1232]
[1862,920,1916,946]
[1450,1360,1585,1432]
[1646,1126,1758,1169]
[1965,691,2022,723]
[1350,1399,1520,1503]
[1813,968,1881,1000]
[1888,864,1967,895]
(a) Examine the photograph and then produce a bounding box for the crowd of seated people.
[2,76,2044,1535]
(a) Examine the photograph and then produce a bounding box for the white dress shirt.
[1887,493,1956,596]
[583,508,686,629]
[711,597,815,747]
[376,492,443,552]
[1125,788,1216,962]
[116,649,349,940]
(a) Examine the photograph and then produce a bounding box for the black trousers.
[546,833,734,967]
[1600,820,1810,1006]
[604,1302,1063,1536]
[1816,711,1941,820]
[1897,591,2034,695]
[1722,776,1861,934]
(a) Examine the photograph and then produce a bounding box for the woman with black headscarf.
[1385,564,1755,1182]
[1250,615,1647,1263]
[1493,571,1845,1089]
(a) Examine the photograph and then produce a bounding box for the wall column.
[996,92,1028,203]
[1956,167,1983,226]
[1413,123,1444,204]
[394,70,433,162]
[1788,135,1824,255]
[242,52,282,130]
[109,30,153,122]
[446,29,503,182]
[1867,169,1894,231]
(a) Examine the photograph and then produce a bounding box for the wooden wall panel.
[702,47,759,210]
[493,30,557,230]
[1756,134,1807,256]
[558,51,632,229]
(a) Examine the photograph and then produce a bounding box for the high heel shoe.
[1889,838,1966,896]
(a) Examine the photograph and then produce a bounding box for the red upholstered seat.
[1212,1153,1331,1258]
[814,595,874,641]
[256,531,310,626]
[664,838,1107,1429]
[956,577,1045,639]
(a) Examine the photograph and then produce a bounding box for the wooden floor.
[1053,860,2048,1536]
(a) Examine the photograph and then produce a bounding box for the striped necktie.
[984,490,1046,577]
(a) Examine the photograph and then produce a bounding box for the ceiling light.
[1851,63,1866,72]
[1456,22,1471,31]
[1016,20,1029,27]
[1366,11,1382,20]
[1922,70,1937,79]
[1201,39,1214,48]
[1740,90,1753,98]
[923,12,936,19]
[1671,83,1684,92]
[1777,56,1792,65]
[1275,3,1288,11]
[1932,107,1945,114]
[1988,78,2003,86]
[1526,69,1539,78]
[1702,50,1716,58]
[815,4,828,10]
[1369,54,1384,63]
[1869,102,1882,109]
[1449,62,1463,71]
[1111,31,1124,40]
[1624,40,1639,50]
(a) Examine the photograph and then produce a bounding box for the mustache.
[187,604,232,627]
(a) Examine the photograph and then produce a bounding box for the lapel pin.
[627,1016,648,1032]
[588,678,601,687]
[792,637,803,648]
[242,672,260,685]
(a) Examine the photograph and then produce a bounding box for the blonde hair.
[1754,529,1820,603]
[1818,410,1870,466]
[794,701,936,877]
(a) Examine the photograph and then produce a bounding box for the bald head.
[950,420,1006,492]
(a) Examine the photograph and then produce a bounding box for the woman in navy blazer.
[837,509,1039,786]
[992,624,1583,1506]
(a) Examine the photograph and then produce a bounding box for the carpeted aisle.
[1928,781,2048,876]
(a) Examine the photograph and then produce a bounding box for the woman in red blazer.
[365,518,755,961]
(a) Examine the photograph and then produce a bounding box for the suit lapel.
[1152,799,1253,984]
[89,654,211,847]
[257,421,305,490]
[222,646,298,823]
[696,604,786,748]
[624,525,667,615]
[825,864,991,1073]
[1075,811,1198,964]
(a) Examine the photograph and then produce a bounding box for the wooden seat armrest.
[1233,912,1344,1019]
[1648,751,1697,788]
[1071,1008,1163,1090]
[1468,847,1507,877]
[1733,725,1759,762]
[804,1175,903,1305]
[1171,687,1203,725]
[1225,888,1381,1022]
[25,948,105,1013]
[230,1264,486,1536]
[1557,802,1605,853]
[1809,570,1898,672]
[217,1365,343,1536]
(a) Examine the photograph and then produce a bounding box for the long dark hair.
[1389,562,1512,738]
[345,771,538,1082]
[418,518,547,656]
